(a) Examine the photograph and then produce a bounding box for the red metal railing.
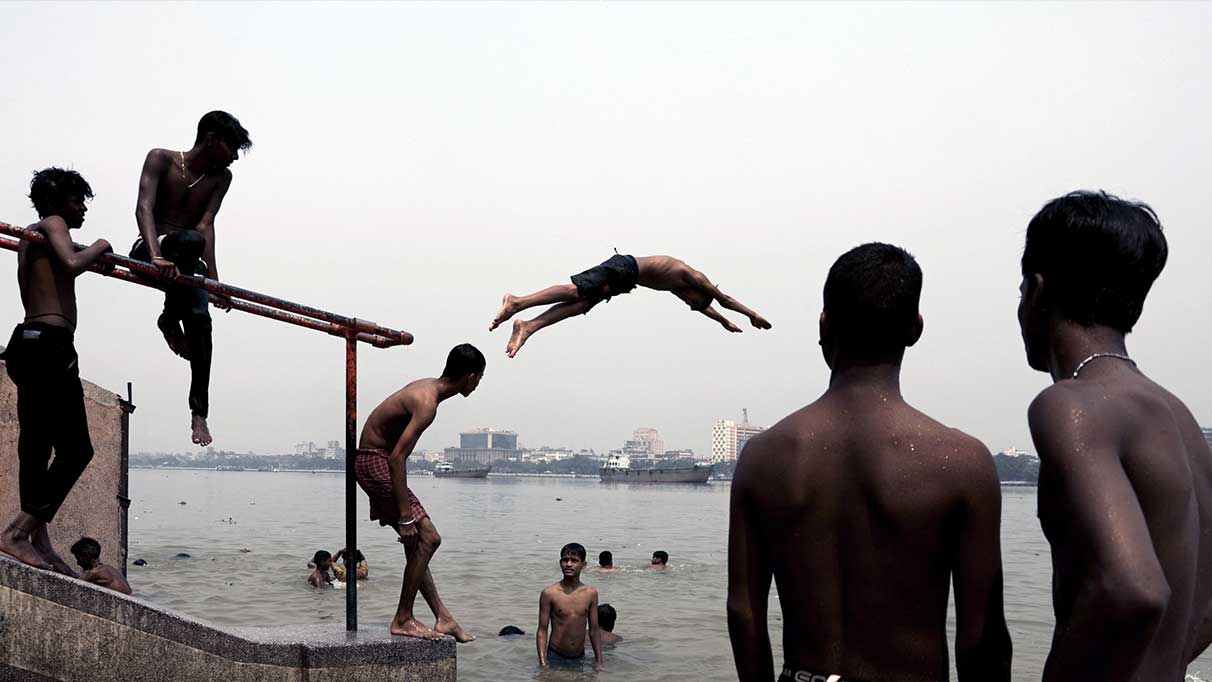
[0,220,412,631]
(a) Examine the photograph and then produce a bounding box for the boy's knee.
[423,527,441,551]
[182,312,212,333]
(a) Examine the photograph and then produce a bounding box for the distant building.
[446,428,520,465]
[627,428,665,456]
[998,447,1034,459]
[1203,427,1212,450]
[712,411,766,462]
[663,448,697,460]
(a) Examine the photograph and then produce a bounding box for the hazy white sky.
[1,2,1209,457]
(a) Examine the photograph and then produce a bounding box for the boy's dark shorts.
[570,254,639,303]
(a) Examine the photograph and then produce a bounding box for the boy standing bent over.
[537,543,603,671]
[0,168,112,575]
[356,344,484,642]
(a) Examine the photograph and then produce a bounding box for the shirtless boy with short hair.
[1017,191,1212,682]
[728,243,1011,682]
[597,604,622,645]
[490,254,772,357]
[0,168,112,576]
[307,550,334,589]
[132,110,252,446]
[70,537,132,595]
[537,543,603,671]
[356,343,484,643]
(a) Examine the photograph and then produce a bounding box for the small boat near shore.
[433,462,491,479]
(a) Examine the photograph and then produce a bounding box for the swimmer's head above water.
[651,550,669,568]
[312,550,332,571]
[598,550,613,568]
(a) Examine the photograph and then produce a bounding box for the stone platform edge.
[0,553,455,678]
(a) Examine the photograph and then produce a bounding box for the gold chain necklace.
[179,151,206,189]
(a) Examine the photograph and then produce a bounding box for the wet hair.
[313,550,332,565]
[195,110,252,151]
[1022,190,1167,333]
[823,243,922,356]
[498,625,525,636]
[29,167,93,219]
[560,543,586,561]
[598,604,617,632]
[652,550,669,565]
[598,550,613,567]
[70,537,101,560]
[441,343,486,379]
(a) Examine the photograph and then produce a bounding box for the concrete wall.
[0,554,456,681]
[0,349,130,572]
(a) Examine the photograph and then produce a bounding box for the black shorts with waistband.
[780,667,868,682]
[570,254,639,304]
[2,322,94,523]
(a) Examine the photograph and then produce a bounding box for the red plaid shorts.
[354,448,427,527]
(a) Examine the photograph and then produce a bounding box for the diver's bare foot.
[191,414,212,447]
[0,530,52,570]
[506,320,533,358]
[721,319,743,333]
[435,617,476,643]
[489,294,519,331]
[391,617,444,640]
[157,314,191,359]
[32,528,78,578]
[750,314,772,330]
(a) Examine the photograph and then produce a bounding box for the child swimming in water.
[307,550,334,589]
[537,543,603,671]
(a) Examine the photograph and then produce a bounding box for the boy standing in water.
[356,344,484,643]
[70,537,132,595]
[537,543,604,671]
[307,550,334,589]
[490,254,771,357]
[0,168,111,576]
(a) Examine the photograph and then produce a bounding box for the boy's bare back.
[1031,367,1212,680]
[541,582,598,656]
[359,379,440,451]
[734,392,1003,682]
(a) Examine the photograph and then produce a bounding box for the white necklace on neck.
[1071,352,1136,379]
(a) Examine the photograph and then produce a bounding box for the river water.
[127,469,1212,681]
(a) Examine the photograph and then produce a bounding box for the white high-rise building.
[711,412,766,462]
[1203,427,1212,450]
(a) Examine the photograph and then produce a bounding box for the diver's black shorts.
[570,254,639,303]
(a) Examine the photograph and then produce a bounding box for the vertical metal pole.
[345,334,358,631]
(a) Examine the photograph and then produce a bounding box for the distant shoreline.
[130,466,1040,487]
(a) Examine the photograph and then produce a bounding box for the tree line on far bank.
[130,450,1040,484]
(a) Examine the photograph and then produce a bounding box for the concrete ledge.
[0,554,455,681]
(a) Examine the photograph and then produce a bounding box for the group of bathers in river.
[3,108,1211,681]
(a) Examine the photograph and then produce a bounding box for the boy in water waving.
[537,543,603,671]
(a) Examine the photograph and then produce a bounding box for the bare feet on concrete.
[390,617,444,641]
[0,527,51,571]
[32,524,78,577]
[435,616,476,643]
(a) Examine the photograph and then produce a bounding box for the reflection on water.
[127,471,1212,681]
